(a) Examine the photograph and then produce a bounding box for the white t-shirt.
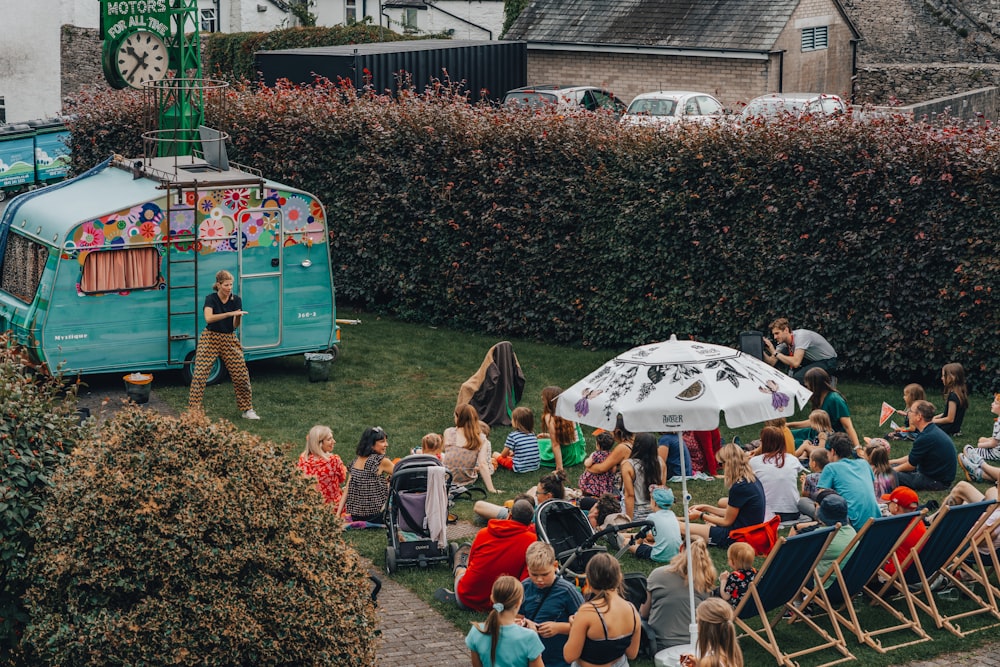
[750,454,803,519]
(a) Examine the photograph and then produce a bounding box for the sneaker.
[433,588,457,604]
[960,454,983,482]
[964,446,984,468]
[453,542,472,572]
[242,409,261,420]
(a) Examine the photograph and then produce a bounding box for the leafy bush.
[0,337,90,662]
[63,83,1000,388]
[17,409,377,666]
[201,23,408,82]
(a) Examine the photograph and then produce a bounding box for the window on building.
[402,8,418,31]
[0,96,5,124]
[346,0,357,22]
[80,248,160,294]
[801,26,829,52]
[1,233,48,304]
[200,8,218,32]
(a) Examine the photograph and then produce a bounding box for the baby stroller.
[384,455,457,574]
[535,499,654,581]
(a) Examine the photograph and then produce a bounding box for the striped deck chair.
[872,499,1000,638]
[949,502,1000,608]
[734,525,855,667]
[798,511,929,653]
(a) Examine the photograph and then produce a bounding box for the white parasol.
[555,334,812,650]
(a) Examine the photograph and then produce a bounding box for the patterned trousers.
[188,330,253,412]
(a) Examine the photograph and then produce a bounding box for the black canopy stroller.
[384,455,457,574]
[535,499,654,581]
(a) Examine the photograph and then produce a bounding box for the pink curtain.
[81,248,158,293]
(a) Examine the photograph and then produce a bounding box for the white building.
[0,0,501,123]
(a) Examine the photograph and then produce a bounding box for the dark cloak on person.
[456,341,525,426]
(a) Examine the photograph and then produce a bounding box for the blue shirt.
[909,423,957,485]
[466,622,544,667]
[505,430,540,473]
[521,576,583,667]
[648,509,682,562]
[817,458,880,529]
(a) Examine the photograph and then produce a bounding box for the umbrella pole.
[678,429,698,652]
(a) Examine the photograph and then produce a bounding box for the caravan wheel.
[181,350,227,386]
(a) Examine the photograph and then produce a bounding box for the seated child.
[578,431,617,497]
[625,486,681,563]
[962,393,1000,465]
[465,575,544,667]
[748,417,795,457]
[410,432,443,459]
[718,542,757,609]
[520,542,584,667]
[800,449,828,501]
[493,407,541,473]
[864,442,898,498]
[887,383,925,441]
[793,409,834,462]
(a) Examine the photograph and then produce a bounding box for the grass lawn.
[151,309,999,666]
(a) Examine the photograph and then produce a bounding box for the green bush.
[201,24,408,82]
[63,84,1000,388]
[0,337,90,662]
[17,409,377,666]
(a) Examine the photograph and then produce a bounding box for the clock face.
[116,31,168,88]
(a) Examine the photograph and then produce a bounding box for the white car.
[739,92,847,122]
[503,85,626,114]
[621,91,726,126]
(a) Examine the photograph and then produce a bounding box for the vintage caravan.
[0,154,338,382]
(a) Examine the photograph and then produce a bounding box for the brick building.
[504,0,862,109]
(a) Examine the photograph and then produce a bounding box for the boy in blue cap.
[626,485,682,562]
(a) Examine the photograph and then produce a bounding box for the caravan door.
[238,207,282,350]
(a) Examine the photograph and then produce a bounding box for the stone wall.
[855,62,1000,106]
[61,26,108,101]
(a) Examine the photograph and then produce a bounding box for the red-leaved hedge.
[64,81,1000,388]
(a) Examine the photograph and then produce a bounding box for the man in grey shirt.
[763,317,837,382]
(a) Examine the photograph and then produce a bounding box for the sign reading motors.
[100,0,171,40]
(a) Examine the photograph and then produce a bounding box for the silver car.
[503,85,626,114]
[621,91,726,126]
[739,92,847,121]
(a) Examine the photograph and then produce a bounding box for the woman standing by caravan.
[188,270,259,419]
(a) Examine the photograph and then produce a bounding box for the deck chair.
[733,525,855,667]
[949,503,1000,608]
[798,511,929,653]
[871,499,1000,638]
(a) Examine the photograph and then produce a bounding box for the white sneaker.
[242,409,260,420]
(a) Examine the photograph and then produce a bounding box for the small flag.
[879,402,896,427]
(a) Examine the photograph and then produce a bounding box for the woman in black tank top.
[563,553,641,667]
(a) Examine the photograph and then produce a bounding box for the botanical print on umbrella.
[759,380,791,411]
[574,388,602,417]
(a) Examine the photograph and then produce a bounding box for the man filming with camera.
[763,318,838,383]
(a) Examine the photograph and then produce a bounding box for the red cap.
[882,486,919,509]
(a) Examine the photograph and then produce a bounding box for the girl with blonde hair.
[442,404,499,493]
[685,444,765,549]
[642,537,718,653]
[296,425,348,506]
[679,597,744,667]
[466,575,544,667]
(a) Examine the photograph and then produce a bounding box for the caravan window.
[1,233,49,303]
[80,248,160,294]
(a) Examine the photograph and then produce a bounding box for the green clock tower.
[100,0,204,155]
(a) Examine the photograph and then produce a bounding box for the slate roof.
[505,0,855,53]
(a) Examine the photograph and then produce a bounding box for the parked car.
[738,92,847,121]
[503,85,626,114]
[621,91,726,126]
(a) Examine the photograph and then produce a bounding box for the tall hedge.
[0,338,91,663]
[64,83,1000,388]
[16,409,377,666]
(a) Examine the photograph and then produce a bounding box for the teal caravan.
[0,155,338,382]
